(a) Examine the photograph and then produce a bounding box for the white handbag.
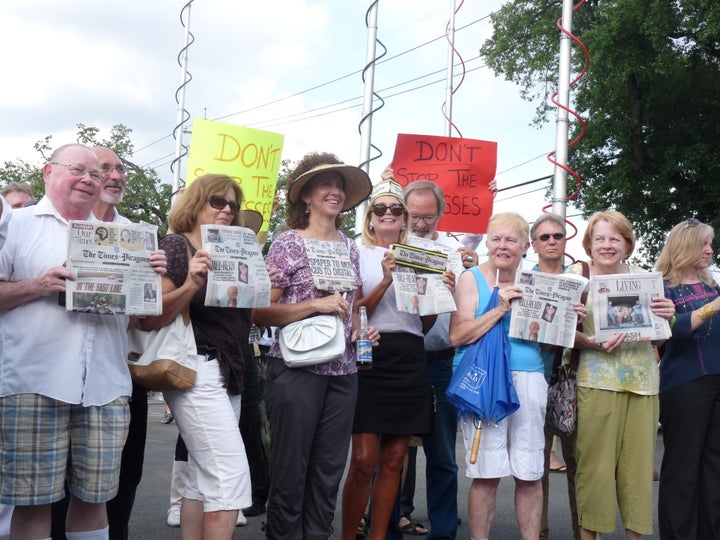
[127,310,198,391]
[278,315,346,367]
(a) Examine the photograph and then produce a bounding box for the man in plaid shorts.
[0,143,165,540]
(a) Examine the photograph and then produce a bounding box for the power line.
[136,14,490,161]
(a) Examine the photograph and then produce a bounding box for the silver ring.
[337,308,344,316]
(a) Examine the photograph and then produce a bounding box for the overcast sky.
[0,0,588,261]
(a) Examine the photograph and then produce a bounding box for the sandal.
[356,515,368,538]
[398,517,428,536]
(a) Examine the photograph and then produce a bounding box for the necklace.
[675,282,717,339]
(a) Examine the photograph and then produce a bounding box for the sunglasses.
[208,195,240,214]
[684,217,701,229]
[371,203,404,217]
[537,233,565,241]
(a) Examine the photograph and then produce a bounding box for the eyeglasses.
[51,162,102,183]
[371,203,404,217]
[208,195,240,214]
[409,214,439,224]
[684,218,701,229]
[101,164,126,175]
[537,233,565,242]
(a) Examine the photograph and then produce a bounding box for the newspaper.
[391,242,456,316]
[202,224,271,308]
[65,220,161,316]
[304,238,359,293]
[590,271,671,343]
[509,270,589,348]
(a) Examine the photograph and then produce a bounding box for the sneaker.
[236,509,248,527]
[242,501,266,517]
[166,506,181,527]
[161,411,174,424]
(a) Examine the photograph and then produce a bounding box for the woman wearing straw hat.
[254,152,378,540]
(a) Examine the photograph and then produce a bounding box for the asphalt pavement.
[133,399,663,539]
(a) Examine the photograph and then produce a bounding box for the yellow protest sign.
[186,118,284,232]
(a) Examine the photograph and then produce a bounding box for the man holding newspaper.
[0,144,166,540]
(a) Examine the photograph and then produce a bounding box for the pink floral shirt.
[266,229,361,375]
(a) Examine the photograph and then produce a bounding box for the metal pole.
[355,1,380,233]
[172,2,192,198]
[444,0,457,137]
[552,0,575,219]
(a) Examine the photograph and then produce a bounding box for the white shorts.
[164,358,251,512]
[460,370,546,481]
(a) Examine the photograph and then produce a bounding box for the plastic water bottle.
[356,306,373,371]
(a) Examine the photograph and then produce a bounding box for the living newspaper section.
[590,271,671,342]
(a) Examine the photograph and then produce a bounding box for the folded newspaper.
[590,271,671,342]
[65,221,161,316]
[390,241,457,316]
[509,269,589,348]
[202,224,271,308]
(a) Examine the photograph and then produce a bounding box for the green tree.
[481,0,720,262]
[0,124,172,233]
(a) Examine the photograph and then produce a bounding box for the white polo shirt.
[0,196,131,406]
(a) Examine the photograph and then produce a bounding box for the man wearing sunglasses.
[379,166,494,540]
[529,213,579,540]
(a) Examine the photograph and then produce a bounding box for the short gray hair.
[0,182,33,198]
[403,180,445,215]
[530,213,566,240]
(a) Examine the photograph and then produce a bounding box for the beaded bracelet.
[696,303,718,322]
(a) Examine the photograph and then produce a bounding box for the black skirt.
[352,332,434,435]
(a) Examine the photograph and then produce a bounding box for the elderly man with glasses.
[0,144,166,540]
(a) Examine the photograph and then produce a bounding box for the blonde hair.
[582,210,635,259]
[168,174,244,233]
[656,219,716,287]
[486,212,529,245]
[361,194,409,247]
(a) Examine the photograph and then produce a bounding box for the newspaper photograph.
[304,238,359,293]
[509,270,589,348]
[65,221,161,316]
[391,242,456,316]
[590,271,671,343]
[202,224,271,308]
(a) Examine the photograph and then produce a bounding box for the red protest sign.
[392,133,496,233]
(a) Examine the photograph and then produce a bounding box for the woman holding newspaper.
[565,210,674,540]
[143,174,253,538]
[253,153,378,540]
[341,179,453,540]
[655,218,720,539]
[449,212,550,540]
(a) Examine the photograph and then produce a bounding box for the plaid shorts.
[0,393,129,505]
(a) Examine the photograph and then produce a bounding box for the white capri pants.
[164,357,251,512]
[460,370,547,481]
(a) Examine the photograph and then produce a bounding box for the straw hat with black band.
[286,163,372,212]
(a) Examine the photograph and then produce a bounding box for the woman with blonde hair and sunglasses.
[566,210,674,540]
[341,179,453,540]
[655,218,720,539]
[144,173,253,539]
